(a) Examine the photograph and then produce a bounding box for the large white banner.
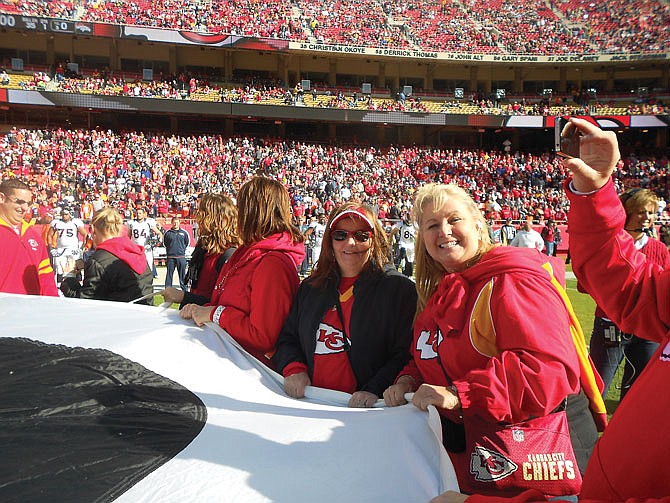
[0,293,458,502]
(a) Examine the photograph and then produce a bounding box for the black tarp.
[0,338,207,502]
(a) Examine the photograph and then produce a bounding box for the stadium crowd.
[1,0,669,54]
[552,0,670,53]
[1,127,667,229]
[7,67,666,116]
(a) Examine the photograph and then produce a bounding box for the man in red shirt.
[0,179,58,296]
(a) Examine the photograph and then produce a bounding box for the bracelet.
[212,305,225,325]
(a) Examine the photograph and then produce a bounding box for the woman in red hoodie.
[60,207,153,303]
[383,183,605,498]
[181,177,306,367]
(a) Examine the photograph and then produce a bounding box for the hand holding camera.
[556,117,621,193]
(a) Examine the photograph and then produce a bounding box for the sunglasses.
[331,229,372,242]
[5,196,33,207]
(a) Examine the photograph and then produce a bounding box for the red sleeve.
[395,357,424,387]
[283,361,308,378]
[38,257,58,296]
[651,239,670,270]
[566,178,670,340]
[454,273,581,423]
[217,253,299,355]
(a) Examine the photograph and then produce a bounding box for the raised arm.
[563,117,670,338]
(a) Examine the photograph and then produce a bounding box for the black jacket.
[179,246,236,308]
[272,265,417,397]
[61,240,153,304]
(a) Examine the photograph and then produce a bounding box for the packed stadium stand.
[1,0,669,53]
[552,0,670,53]
[2,127,667,227]
[0,67,663,117]
[0,0,667,206]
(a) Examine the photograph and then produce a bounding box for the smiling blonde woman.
[384,183,606,498]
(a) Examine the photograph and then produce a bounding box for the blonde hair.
[236,177,304,245]
[196,193,241,254]
[310,202,391,288]
[91,207,123,238]
[412,183,494,314]
[620,188,659,226]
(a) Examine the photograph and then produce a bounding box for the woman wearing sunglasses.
[273,202,417,408]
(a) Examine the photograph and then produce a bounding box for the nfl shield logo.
[512,429,525,442]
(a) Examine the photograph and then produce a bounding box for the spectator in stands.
[162,193,241,307]
[180,177,306,367]
[510,220,545,251]
[0,178,58,296]
[383,182,603,497]
[273,203,416,407]
[60,207,153,303]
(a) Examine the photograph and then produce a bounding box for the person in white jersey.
[49,208,88,282]
[305,213,326,270]
[390,213,416,277]
[127,207,163,278]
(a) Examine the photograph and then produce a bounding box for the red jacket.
[208,232,305,366]
[402,246,600,425]
[399,246,605,495]
[0,218,58,296]
[462,180,670,503]
[567,178,670,502]
[591,236,670,319]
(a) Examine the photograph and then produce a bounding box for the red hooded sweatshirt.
[208,232,305,366]
[96,236,149,274]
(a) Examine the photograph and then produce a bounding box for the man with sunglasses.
[0,178,58,296]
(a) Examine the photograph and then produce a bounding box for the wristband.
[211,305,225,325]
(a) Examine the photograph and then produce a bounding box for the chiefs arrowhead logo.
[315,323,349,355]
[661,341,670,362]
[470,446,517,482]
[416,329,443,360]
